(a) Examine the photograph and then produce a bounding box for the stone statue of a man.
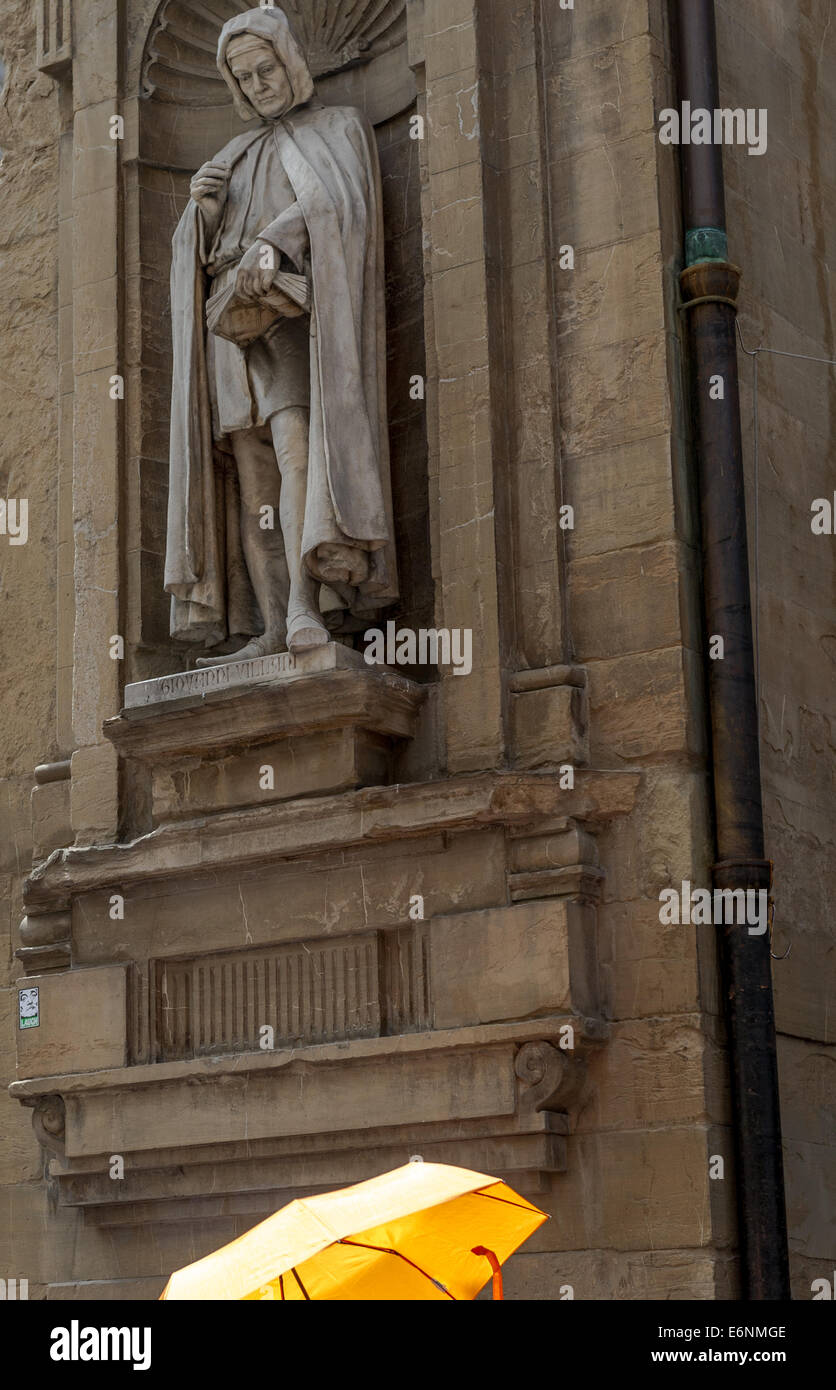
[164,5,397,664]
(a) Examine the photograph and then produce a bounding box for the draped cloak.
[164,91,398,645]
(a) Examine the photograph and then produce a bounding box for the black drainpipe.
[673,0,791,1300]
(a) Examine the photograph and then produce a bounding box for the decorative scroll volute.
[29,1095,66,1157]
[515,1040,585,1114]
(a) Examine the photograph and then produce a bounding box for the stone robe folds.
[165,104,398,646]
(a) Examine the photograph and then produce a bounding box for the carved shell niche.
[142,0,407,104]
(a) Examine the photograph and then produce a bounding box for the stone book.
[205,270,311,347]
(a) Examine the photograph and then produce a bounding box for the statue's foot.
[286,610,330,654]
[196,633,284,668]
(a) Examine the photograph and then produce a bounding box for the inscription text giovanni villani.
[158,653,297,698]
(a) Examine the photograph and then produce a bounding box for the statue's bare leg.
[196,426,289,667]
[270,406,330,652]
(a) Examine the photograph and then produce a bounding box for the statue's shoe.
[195,633,284,668]
[286,611,330,653]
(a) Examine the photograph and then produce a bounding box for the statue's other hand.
[266,288,304,317]
[190,161,231,213]
[235,240,277,303]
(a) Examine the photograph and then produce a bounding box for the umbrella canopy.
[160,1161,547,1300]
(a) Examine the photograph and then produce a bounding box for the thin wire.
[736,325,836,367]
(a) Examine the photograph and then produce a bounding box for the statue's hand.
[235,239,280,303]
[190,161,230,215]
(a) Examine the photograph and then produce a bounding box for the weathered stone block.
[579,1017,730,1133]
[510,682,588,770]
[774,929,836,1045]
[527,1125,736,1253]
[548,36,657,160]
[586,646,705,764]
[571,541,697,662]
[500,1247,736,1301]
[778,1035,836,1148]
[70,743,119,846]
[16,966,127,1078]
[783,1135,836,1262]
[152,729,393,822]
[31,780,71,864]
[566,433,677,560]
[0,779,32,876]
[431,900,598,1028]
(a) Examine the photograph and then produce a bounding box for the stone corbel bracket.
[509,820,605,905]
[17,909,72,975]
[23,1094,66,1158]
[516,1039,586,1116]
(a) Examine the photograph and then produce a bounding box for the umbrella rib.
[338,1239,457,1299]
[290,1267,311,1300]
[473,1189,540,1212]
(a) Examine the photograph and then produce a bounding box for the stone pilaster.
[70,1,123,843]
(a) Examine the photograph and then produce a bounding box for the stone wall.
[0,0,63,1305]
[0,0,831,1303]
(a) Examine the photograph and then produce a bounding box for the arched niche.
[124,0,431,681]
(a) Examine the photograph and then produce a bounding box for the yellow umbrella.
[160,1160,547,1301]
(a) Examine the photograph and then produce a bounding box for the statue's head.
[217,6,314,123]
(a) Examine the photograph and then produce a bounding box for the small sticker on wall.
[18,987,39,1029]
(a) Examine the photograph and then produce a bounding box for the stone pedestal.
[103,644,426,825]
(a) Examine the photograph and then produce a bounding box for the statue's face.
[227,36,293,118]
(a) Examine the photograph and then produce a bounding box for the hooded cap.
[217,6,315,122]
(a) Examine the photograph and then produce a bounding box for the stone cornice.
[23,769,640,909]
[10,1014,608,1100]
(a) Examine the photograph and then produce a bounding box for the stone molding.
[23,769,641,911]
[17,911,72,974]
[34,761,72,785]
[13,1015,607,1098]
[13,1019,606,1222]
